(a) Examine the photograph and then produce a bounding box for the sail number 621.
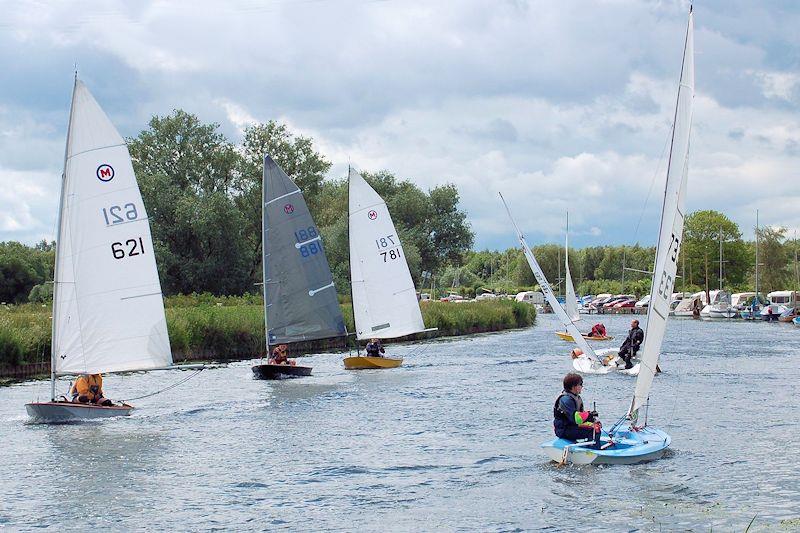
[112,238,145,259]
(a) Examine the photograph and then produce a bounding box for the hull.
[555,331,613,342]
[343,356,403,370]
[252,364,312,380]
[541,425,670,465]
[572,350,639,376]
[26,401,133,423]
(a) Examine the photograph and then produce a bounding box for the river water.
[0,314,797,531]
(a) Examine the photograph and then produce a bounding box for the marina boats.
[343,168,434,369]
[541,8,693,464]
[700,290,738,319]
[672,290,705,317]
[252,156,347,379]
[26,78,201,423]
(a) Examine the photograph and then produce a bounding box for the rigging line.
[632,127,673,243]
[117,368,204,402]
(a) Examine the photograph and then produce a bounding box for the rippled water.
[1,314,798,531]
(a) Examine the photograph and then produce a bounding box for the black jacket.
[620,326,644,353]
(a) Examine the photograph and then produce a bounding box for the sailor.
[618,319,644,369]
[366,338,385,357]
[70,374,113,406]
[553,373,602,448]
[587,323,607,338]
[269,344,296,366]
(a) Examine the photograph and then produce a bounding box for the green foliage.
[682,210,749,291]
[0,241,54,304]
[756,226,793,293]
[28,283,53,303]
[129,110,251,296]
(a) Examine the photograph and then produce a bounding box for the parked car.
[440,293,465,302]
[613,298,637,309]
[635,294,651,308]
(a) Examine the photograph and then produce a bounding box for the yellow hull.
[343,356,403,370]
[555,331,613,342]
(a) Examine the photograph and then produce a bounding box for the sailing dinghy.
[541,8,694,464]
[343,168,433,369]
[26,77,201,423]
[498,198,631,375]
[556,213,613,342]
[252,156,347,379]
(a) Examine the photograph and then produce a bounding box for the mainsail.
[564,212,580,323]
[53,78,172,375]
[629,9,694,419]
[262,155,346,345]
[499,195,597,358]
[348,168,425,340]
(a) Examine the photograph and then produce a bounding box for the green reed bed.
[0,296,535,371]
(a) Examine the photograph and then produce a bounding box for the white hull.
[26,402,132,423]
[572,349,639,376]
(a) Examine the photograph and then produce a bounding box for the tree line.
[0,111,798,304]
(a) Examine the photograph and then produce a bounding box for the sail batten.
[499,195,597,359]
[262,156,346,346]
[53,79,172,375]
[629,11,694,418]
[349,169,425,340]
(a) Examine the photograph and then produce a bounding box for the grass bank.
[0,297,535,375]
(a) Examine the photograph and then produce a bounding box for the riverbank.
[0,298,535,380]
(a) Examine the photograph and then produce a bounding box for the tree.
[682,210,749,298]
[235,122,333,285]
[129,110,251,295]
[757,226,790,293]
[0,241,54,304]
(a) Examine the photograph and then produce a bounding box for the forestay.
[564,212,580,323]
[53,79,172,375]
[262,155,346,344]
[629,10,694,419]
[349,168,425,340]
[499,195,596,359]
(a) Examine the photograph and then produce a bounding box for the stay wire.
[118,368,204,403]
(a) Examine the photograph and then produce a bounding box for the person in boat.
[586,323,607,338]
[366,338,385,358]
[571,348,616,366]
[70,374,113,406]
[268,344,296,366]
[553,373,602,448]
[618,319,644,369]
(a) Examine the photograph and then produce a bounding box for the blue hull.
[541,424,670,465]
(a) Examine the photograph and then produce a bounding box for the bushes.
[0,298,536,373]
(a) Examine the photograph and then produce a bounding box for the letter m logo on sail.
[96,164,115,182]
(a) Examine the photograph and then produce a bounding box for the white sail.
[564,212,580,323]
[53,79,172,375]
[629,10,694,418]
[499,195,597,358]
[348,168,425,340]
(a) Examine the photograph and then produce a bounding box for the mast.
[261,154,269,357]
[755,209,759,306]
[347,166,359,355]
[50,74,78,400]
[719,227,723,291]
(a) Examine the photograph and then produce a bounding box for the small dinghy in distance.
[556,331,614,342]
[252,156,348,380]
[26,77,201,423]
[542,8,694,464]
[342,168,434,369]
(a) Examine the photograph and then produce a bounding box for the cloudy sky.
[1,0,798,250]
